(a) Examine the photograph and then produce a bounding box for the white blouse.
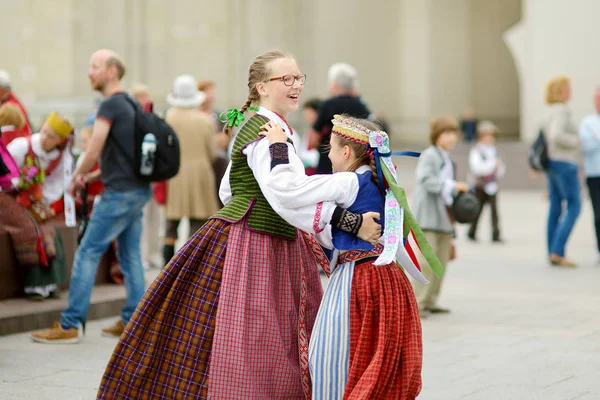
[218,107,363,248]
[7,133,70,204]
[468,143,505,195]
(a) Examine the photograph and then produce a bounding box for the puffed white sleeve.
[264,142,360,208]
[243,139,357,248]
[218,161,233,206]
[6,137,28,168]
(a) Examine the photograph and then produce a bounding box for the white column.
[396,0,432,143]
[508,0,600,143]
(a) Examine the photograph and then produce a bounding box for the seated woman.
[0,112,74,300]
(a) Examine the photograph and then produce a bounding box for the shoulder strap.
[121,93,140,112]
[45,155,62,177]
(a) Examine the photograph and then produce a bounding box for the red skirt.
[309,248,422,400]
[346,260,422,399]
[0,192,61,268]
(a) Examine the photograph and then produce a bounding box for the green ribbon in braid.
[219,106,259,128]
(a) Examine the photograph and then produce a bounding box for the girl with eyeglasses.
[99,50,381,400]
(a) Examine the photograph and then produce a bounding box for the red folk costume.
[0,112,74,299]
[0,92,32,146]
[263,115,445,399]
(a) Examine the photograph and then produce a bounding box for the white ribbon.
[62,146,76,227]
[369,131,428,283]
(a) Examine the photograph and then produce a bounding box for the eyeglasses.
[267,74,307,86]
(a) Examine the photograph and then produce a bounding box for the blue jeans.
[547,160,581,257]
[61,187,150,329]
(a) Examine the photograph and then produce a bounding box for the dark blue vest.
[332,171,385,251]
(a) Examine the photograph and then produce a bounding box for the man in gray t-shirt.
[96,92,148,191]
[31,49,151,344]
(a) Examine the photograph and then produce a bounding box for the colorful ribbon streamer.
[381,164,445,278]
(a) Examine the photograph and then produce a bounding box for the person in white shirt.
[579,87,600,265]
[467,120,506,242]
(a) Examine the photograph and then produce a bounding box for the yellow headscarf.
[46,112,73,139]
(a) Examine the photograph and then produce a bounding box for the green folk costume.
[213,114,297,239]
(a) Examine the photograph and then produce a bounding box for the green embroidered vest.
[213,115,296,239]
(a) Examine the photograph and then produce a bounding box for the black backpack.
[111,95,181,182]
[528,129,549,172]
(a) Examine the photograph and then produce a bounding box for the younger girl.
[261,114,444,399]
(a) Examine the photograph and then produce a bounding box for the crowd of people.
[0,48,596,399]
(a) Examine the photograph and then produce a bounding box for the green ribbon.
[381,163,445,279]
[219,107,259,128]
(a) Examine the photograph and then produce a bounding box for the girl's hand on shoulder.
[260,121,287,144]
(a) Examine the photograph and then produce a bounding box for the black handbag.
[451,191,480,224]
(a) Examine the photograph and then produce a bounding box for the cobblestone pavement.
[1,191,599,399]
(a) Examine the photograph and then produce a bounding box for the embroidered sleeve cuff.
[331,206,363,236]
[269,143,289,170]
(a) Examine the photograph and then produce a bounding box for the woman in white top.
[543,75,581,267]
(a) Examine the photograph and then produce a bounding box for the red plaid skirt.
[345,259,423,399]
[98,217,324,400]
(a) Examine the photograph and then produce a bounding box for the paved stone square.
[1,190,599,400]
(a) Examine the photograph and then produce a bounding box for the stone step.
[0,270,160,336]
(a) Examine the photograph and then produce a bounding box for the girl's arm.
[218,160,233,206]
[265,141,360,208]
[6,136,27,167]
[85,169,101,183]
[256,121,360,207]
[244,139,380,246]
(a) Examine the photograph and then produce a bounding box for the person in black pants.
[467,121,506,242]
[579,88,600,264]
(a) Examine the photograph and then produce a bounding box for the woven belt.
[337,244,384,265]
